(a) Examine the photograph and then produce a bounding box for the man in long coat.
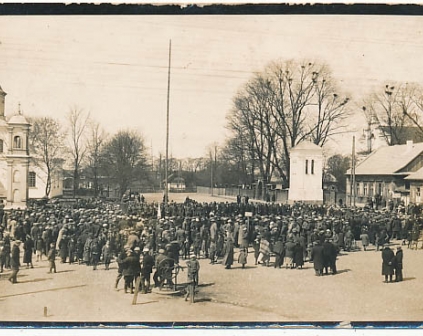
[8,240,21,283]
[394,246,403,282]
[322,238,337,275]
[222,236,234,269]
[381,245,395,283]
[311,241,324,276]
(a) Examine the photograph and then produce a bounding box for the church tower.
[0,84,31,208]
[288,141,323,204]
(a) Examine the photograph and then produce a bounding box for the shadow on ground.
[18,277,52,284]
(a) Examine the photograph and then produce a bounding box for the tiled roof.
[349,142,423,175]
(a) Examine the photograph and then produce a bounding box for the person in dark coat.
[58,234,69,263]
[115,249,126,289]
[140,247,154,293]
[47,243,57,274]
[311,241,324,276]
[322,239,337,275]
[8,240,21,283]
[122,249,139,294]
[68,236,76,264]
[90,238,101,270]
[284,238,296,269]
[394,246,403,282]
[293,241,304,269]
[23,235,34,268]
[272,237,285,269]
[381,245,395,283]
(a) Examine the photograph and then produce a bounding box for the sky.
[0,15,423,158]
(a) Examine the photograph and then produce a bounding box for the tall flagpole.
[165,40,171,204]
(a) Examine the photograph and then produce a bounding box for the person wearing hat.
[47,242,57,274]
[185,254,200,302]
[122,249,139,294]
[381,244,395,283]
[23,234,34,269]
[101,241,112,270]
[222,235,235,269]
[394,246,403,282]
[153,249,167,287]
[8,240,21,283]
[140,247,154,294]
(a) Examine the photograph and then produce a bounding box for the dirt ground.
[1,193,422,324]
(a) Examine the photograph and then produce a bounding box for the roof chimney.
[406,140,413,152]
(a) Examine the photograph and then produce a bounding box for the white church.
[0,85,63,209]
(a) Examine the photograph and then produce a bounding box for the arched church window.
[311,160,315,174]
[0,139,3,152]
[13,136,21,149]
[305,159,308,174]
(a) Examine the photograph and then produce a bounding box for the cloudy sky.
[0,15,422,158]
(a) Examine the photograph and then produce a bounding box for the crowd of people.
[0,195,420,288]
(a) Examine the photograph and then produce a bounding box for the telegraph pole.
[165,40,171,204]
[352,136,356,208]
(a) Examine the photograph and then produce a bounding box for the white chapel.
[288,141,324,204]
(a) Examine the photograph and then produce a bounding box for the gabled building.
[346,140,423,207]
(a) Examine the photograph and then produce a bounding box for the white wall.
[289,147,323,203]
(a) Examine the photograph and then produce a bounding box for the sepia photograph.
[0,7,423,327]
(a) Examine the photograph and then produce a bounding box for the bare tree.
[100,130,147,197]
[28,117,66,197]
[86,120,107,197]
[67,107,90,197]
[268,60,350,183]
[226,59,350,189]
[362,82,422,146]
[229,73,279,197]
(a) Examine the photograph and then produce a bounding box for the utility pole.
[352,136,356,208]
[210,153,213,196]
[165,40,171,204]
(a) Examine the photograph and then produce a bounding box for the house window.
[369,184,374,197]
[356,182,360,196]
[0,139,3,153]
[378,183,382,195]
[363,183,368,196]
[311,160,315,174]
[305,160,308,174]
[417,188,421,197]
[28,172,36,188]
[13,136,21,149]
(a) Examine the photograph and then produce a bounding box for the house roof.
[349,142,423,175]
[405,166,423,180]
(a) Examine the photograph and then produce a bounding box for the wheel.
[158,257,175,290]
